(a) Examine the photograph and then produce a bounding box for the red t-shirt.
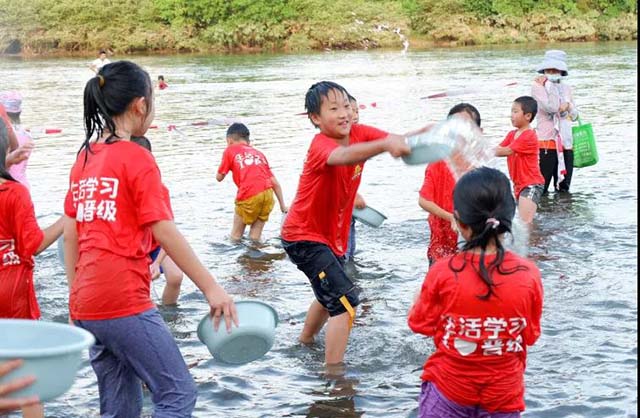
[158,81,168,90]
[281,124,388,256]
[500,129,545,199]
[218,143,274,201]
[0,180,44,319]
[419,161,457,262]
[64,142,173,320]
[408,251,543,412]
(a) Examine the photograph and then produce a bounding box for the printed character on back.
[408,167,543,418]
[63,61,238,417]
[216,123,287,242]
[0,118,63,418]
[419,103,482,266]
[281,81,427,366]
[495,96,545,225]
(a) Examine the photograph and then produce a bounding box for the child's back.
[220,142,274,201]
[410,251,542,411]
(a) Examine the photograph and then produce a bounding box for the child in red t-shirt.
[216,123,287,242]
[157,75,168,90]
[63,61,237,416]
[281,81,429,366]
[0,118,63,418]
[496,96,545,225]
[409,167,543,418]
[419,103,482,266]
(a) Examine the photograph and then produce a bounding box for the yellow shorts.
[235,188,275,225]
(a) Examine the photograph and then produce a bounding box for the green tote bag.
[572,117,598,168]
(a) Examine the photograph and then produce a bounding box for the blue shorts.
[149,246,164,274]
[419,381,521,418]
[281,239,360,317]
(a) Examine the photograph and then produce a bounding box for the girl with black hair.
[0,118,63,418]
[409,167,543,418]
[63,61,238,417]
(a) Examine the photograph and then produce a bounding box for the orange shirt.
[64,142,173,320]
[281,124,387,256]
[0,181,44,319]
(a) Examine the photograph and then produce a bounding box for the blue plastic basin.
[197,300,278,365]
[352,206,387,228]
[0,320,95,402]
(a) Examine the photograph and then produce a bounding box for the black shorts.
[281,240,360,317]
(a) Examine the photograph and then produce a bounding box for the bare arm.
[419,196,453,222]
[215,173,225,182]
[495,146,514,157]
[151,220,238,331]
[327,134,410,166]
[63,215,79,289]
[270,176,287,212]
[35,216,64,255]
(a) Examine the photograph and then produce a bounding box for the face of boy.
[350,101,359,124]
[510,102,529,128]
[310,89,353,139]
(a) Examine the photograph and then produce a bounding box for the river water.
[0,41,637,417]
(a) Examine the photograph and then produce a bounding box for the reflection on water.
[0,41,636,417]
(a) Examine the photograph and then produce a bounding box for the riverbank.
[0,0,636,56]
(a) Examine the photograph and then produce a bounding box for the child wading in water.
[419,103,482,266]
[495,96,545,225]
[217,123,287,242]
[0,118,63,418]
[408,166,543,418]
[131,136,184,306]
[282,81,427,366]
[63,61,237,417]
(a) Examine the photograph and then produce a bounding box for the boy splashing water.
[281,81,421,366]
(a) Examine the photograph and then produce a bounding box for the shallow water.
[0,41,637,417]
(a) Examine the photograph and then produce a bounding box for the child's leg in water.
[518,196,538,225]
[160,256,183,305]
[248,219,267,242]
[325,310,355,365]
[230,213,246,241]
[300,300,329,344]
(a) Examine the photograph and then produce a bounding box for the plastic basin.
[402,142,453,165]
[352,206,387,228]
[197,300,278,365]
[0,319,95,402]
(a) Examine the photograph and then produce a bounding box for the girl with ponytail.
[63,61,238,417]
[1,118,63,418]
[408,167,544,418]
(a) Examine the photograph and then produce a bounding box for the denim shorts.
[519,185,544,205]
[281,240,360,317]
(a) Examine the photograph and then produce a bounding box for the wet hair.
[0,118,17,182]
[226,123,250,143]
[6,111,20,124]
[131,136,152,152]
[158,75,164,81]
[514,96,538,122]
[447,103,481,128]
[81,60,153,163]
[449,166,526,300]
[347,93,357,104]
[305,81,349,127]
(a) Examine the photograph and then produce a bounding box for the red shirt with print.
[0,181,44,319]
[408,251,543,412]
[218,143,274,201]
[500,129,545,199]
[64,142,173,320]
[419,161,457,262]
[281,123,387,256]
